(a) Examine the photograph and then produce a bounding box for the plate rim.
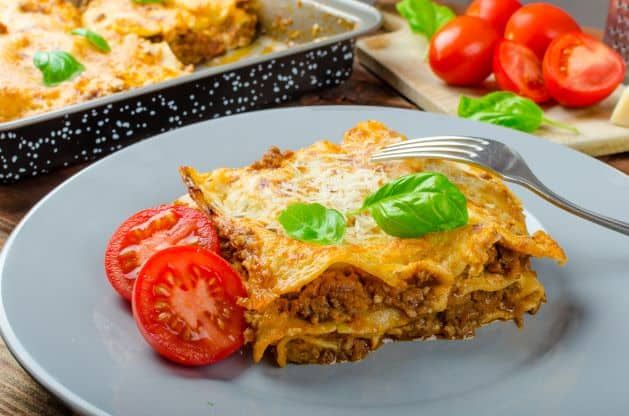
[0,105,626,416]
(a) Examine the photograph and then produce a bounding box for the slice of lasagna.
[180,121,566,367]
[82,0,258,65]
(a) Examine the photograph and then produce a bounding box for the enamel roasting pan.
[0,0,381,183]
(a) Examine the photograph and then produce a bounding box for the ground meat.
[284,336,372,364]
[281,284,530,365]
[398,284,521,340]
[279,268,372,323]
[276,267,436,324]
[250,147,293,170]
[362,272,434,318]
[165,30,225,65]
[486,245,522,275]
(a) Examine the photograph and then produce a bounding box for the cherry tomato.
[493,39,551,103]
[132,246,246,366]
[505,3,581,59]
[429,16,500,86]
[543,32,626,107]
[465,0,521,34]
[105,205,220,300]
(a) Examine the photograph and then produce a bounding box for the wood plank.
[0,166,84,231]
[0,340,72,416]
[357,12,629,157]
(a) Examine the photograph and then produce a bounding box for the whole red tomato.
[465,0,521,33]
[429,16,500,86]
[543,32,626,107]
[504,3,580,59]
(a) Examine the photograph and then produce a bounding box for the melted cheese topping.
[182,121,567,311]
[0,0,80,34]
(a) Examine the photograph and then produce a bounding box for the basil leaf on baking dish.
[70,28,111,53]
[33,51,85,87]
[278,202,346,245]
[358,172,468,238]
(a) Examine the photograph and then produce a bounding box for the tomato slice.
[132,246,246,366]
[543,32,626,107]
[104,205,220,300]
[493,40,551,103]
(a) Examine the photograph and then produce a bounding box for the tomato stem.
[542,116,580,135]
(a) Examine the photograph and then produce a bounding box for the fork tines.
[370,136,488,163]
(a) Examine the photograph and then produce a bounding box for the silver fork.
[371,136,629,236]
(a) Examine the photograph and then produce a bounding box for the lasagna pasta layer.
[180,121,566,366]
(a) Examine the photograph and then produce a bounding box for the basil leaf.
[396,0,455,39]
[71,28,110,53]
[33,51,85,87]
[360,173,468,238]
[278,203,346,245]
[458,92,579,134]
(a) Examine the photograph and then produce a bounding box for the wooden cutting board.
[356,12,629,156]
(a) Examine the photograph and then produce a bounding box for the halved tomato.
[132,246,246,366]
[104,205,220,300]
[543,32,626,107]
[493,39,551,103]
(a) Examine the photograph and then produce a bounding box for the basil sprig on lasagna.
[278,203,346,245]
[279,172,468,243]
[357,172,468,238]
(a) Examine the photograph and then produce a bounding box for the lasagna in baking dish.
[0,0,257,122]
[180,121,566,366]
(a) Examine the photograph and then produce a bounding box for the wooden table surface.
[0,60,628,415]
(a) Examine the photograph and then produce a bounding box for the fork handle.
[513,177,629,236]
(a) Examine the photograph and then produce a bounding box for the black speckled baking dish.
[0,0,380,183]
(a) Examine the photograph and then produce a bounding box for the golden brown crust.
[0,0,81,34]
[250,147,294,170]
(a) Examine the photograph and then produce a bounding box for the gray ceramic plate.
[1,106,628,416]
